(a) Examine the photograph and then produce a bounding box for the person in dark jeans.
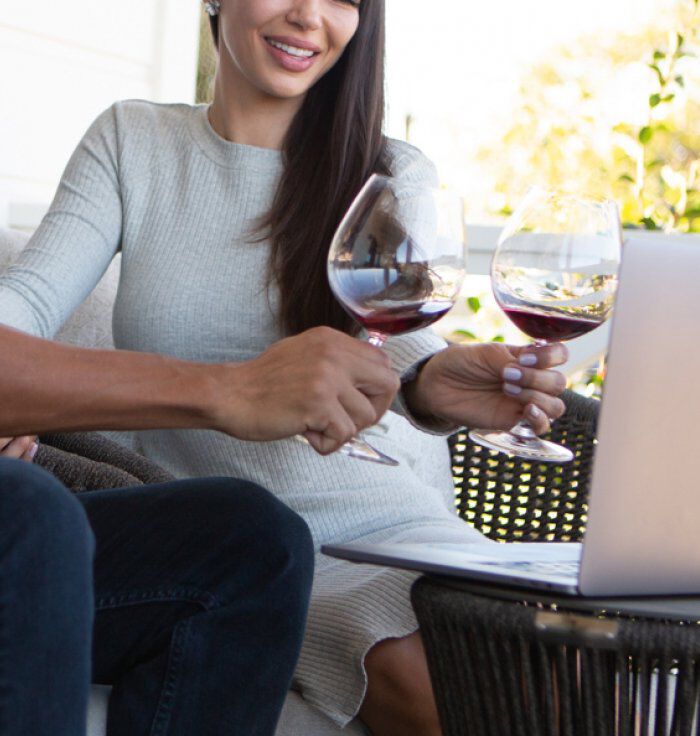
[0,321,399,736]
[0,461,313,736]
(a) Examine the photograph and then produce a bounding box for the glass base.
[468,428,574,463]
[294,434,399,466]
[337,436,399,466]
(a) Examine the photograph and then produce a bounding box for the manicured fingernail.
[29,443,39,460]
[519,353,537,367]
[504,383,522,395]
[503,367,522,382]
[528,405,542,419]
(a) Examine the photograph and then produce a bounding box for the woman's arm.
[0,325,400,456]
[0,105,122,337]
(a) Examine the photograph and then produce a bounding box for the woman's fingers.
[0,435,38,461]
[524,404,552,434]
[20,441,39,462]
[502,382,566,423]
[512,342,569,369]
[502,364,567,397]
[501,358,567,433]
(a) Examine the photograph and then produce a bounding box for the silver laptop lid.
[579,233,700,596]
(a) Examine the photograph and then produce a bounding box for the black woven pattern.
[412,578,700,736]
[449,390,599,543]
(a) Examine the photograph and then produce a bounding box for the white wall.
[0,0,201,227]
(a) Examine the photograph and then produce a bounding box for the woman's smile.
[263,34,322,72]
[211,0,359,102]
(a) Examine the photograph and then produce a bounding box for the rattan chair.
[449,388,599,542]
[413,390,700,736]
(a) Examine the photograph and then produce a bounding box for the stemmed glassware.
[324,173,467,466]
[469,187,622,463]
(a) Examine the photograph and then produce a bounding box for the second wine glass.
[327,173,467,466]
[469,188,621,463]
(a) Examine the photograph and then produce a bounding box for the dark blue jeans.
[0,458,314,736]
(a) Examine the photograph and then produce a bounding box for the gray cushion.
[86,688,367,735]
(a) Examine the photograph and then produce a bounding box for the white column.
[151,0,201,103]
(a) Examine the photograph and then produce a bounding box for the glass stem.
[510,338,548,440]
[367,331,387,348]
[510,419,539,440]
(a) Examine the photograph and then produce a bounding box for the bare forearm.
[0,325,402,453]
[0,326,218,436]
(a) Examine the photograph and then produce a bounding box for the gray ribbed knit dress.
[0,101,488,725]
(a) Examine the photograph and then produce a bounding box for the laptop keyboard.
[423,543,580,578]
[483,561,580,576]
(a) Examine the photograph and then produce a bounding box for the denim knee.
[172,477,315,597]
[203,477,313,560]
[0,458,95,561]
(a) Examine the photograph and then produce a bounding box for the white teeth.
[267,39,315,58]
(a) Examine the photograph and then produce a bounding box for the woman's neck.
[208,60,304,151]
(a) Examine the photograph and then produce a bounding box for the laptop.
[322,233,700,597]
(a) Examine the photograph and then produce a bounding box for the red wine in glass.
[501,307,603,342]
[353,302,453,335]
[469,188,621,464]
[332,265,454,338]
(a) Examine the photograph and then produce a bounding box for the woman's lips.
[264,37,320,73]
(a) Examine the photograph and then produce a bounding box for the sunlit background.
[385,0,683,220]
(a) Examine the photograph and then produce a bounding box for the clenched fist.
[206,327,401,455]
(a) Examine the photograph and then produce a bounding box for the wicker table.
[412,576,700,736]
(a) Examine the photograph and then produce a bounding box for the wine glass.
[325,173,467,466]
[469,188,621,463]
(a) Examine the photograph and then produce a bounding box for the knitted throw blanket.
[36,432,174,492]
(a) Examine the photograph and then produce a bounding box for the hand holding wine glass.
[402,340,569,436]
[468,188,622,463]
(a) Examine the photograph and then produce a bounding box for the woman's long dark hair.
[209,1,390,335]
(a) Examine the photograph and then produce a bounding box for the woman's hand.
[403,342,568,434]
[0,435,39,462]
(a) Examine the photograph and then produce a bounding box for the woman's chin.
[260,78,314,101]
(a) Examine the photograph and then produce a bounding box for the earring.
[204,0,220,16]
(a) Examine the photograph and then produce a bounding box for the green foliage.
[453,328,477,340]
[479,0,700,234]
[467,296,481,313]
[196,10,217,104]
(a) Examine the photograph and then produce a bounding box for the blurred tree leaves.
[196,9,217,104]
[479,0,699,233]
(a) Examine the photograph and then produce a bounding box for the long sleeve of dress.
[0,105,122,337]
[381,141,453,432]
